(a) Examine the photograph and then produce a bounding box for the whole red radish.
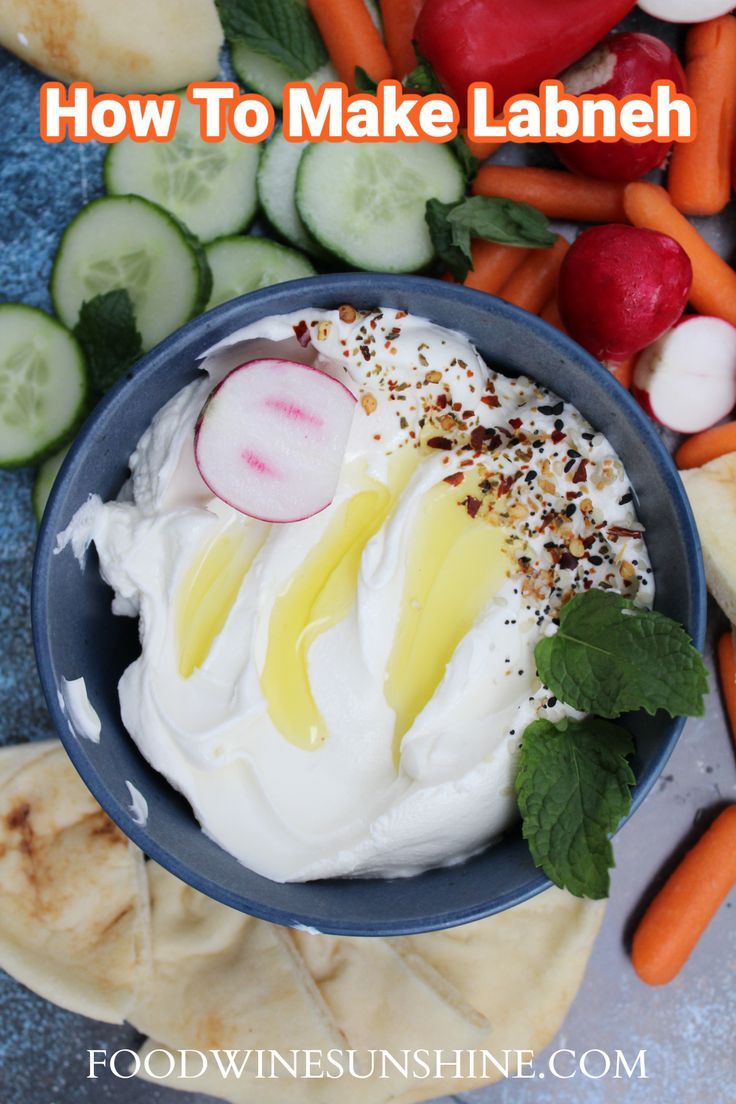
[414,0,637,121]
[195,359,356,523]
[638,0,735,22]
[558,224,692,362]
[633,316,736,433]
[555,33,686,182]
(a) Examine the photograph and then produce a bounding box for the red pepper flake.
[395,310,408,319]
[469,426,486,451]
[551,429,566,444]
[509,417,523,430]
[444,471,465,486]
[426,436,453,450]
[572,459,589,484]
[498,474,514,496]
[436,394,448,409]
[607,525,643,538]
[480,394,501,408]
[464,495,481,518]
[452,402,462,411]
[360,344,371,361]
[293,320,310,347]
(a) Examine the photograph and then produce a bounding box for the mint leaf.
[73,290,143,396]
[404,58,439,96]
[426,195,554,280]
[449,135,482,183]
[354,66,378,93]
[426,199,474,281]
[516,717,635,899]
[448,195,555,251]
[216,0,326,78]
[535,589,708,720]
[404,59,481,181]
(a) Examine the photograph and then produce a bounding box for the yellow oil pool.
[260,455,416,751]
[177,520,267,678]
[384,478,508,760]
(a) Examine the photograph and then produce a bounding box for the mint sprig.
[426,196,555,282]
[216,0,327,79]
[535,589,708,720]
[516,717,635,899]
[73,290,142,396]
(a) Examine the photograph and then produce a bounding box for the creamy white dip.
[57,308,652,882]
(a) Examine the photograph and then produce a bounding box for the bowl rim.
[32,273,707,933]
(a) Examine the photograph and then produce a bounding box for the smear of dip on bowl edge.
[57,307,652,882]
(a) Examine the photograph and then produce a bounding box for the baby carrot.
[624,182,736,327]
[717,631,736,748]
[473,166,627,223]
[461,240,531,294]
[605,357,635,390]
[307,0,393,91]
[540,294,566,333]
[462,129,505,162]
[675,421,736,469]
[631,805,736,986]
[498,236,570,315]
[668,16,736,216]
[380,0,424,79]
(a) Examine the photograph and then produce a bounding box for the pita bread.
[0,0,222,93]
[288,929,489,1053]
[130,862,346,1056]
[391,888,606,1103]
[0,740,150,1023]
[135,866,603,1104]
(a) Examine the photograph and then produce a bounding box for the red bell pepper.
[415,0,638,116]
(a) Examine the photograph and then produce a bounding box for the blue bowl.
[32,274,706,936]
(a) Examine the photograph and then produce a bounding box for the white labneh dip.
[58,308,652,882]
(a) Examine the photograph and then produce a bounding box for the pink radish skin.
[194,358,356,523]
[557,33,686,183]
[633,316,736,434]
[637,0,734,24]
[558,224,692,362]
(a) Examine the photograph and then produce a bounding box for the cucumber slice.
[33,443,71,522]
[296,142,465,272]
[51,196,211,352]
[232,42,336,111]
[205,237,316,310]
[104,96,260,243]
[0,305,86,469]
[258,127,330,259]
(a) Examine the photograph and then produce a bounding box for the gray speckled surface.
[1,18,735,1104]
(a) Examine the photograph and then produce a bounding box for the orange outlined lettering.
[467,80,697,145]
[40,83,180,144]
[283,80,459,143]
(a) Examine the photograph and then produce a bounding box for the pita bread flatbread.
[135,866,604,1104]
[391,888,606,1103]
[288,929,489,1052]
[0,0,222,94]
[0,740,150,1023]
[130,862,346,1056]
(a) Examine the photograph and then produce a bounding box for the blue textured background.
[1,16,735,1104]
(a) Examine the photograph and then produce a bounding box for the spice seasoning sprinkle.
[310,308,651,626]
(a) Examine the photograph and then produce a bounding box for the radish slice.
[194,359,356,523]
[633,316,736,434]
[637,0,734,23]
